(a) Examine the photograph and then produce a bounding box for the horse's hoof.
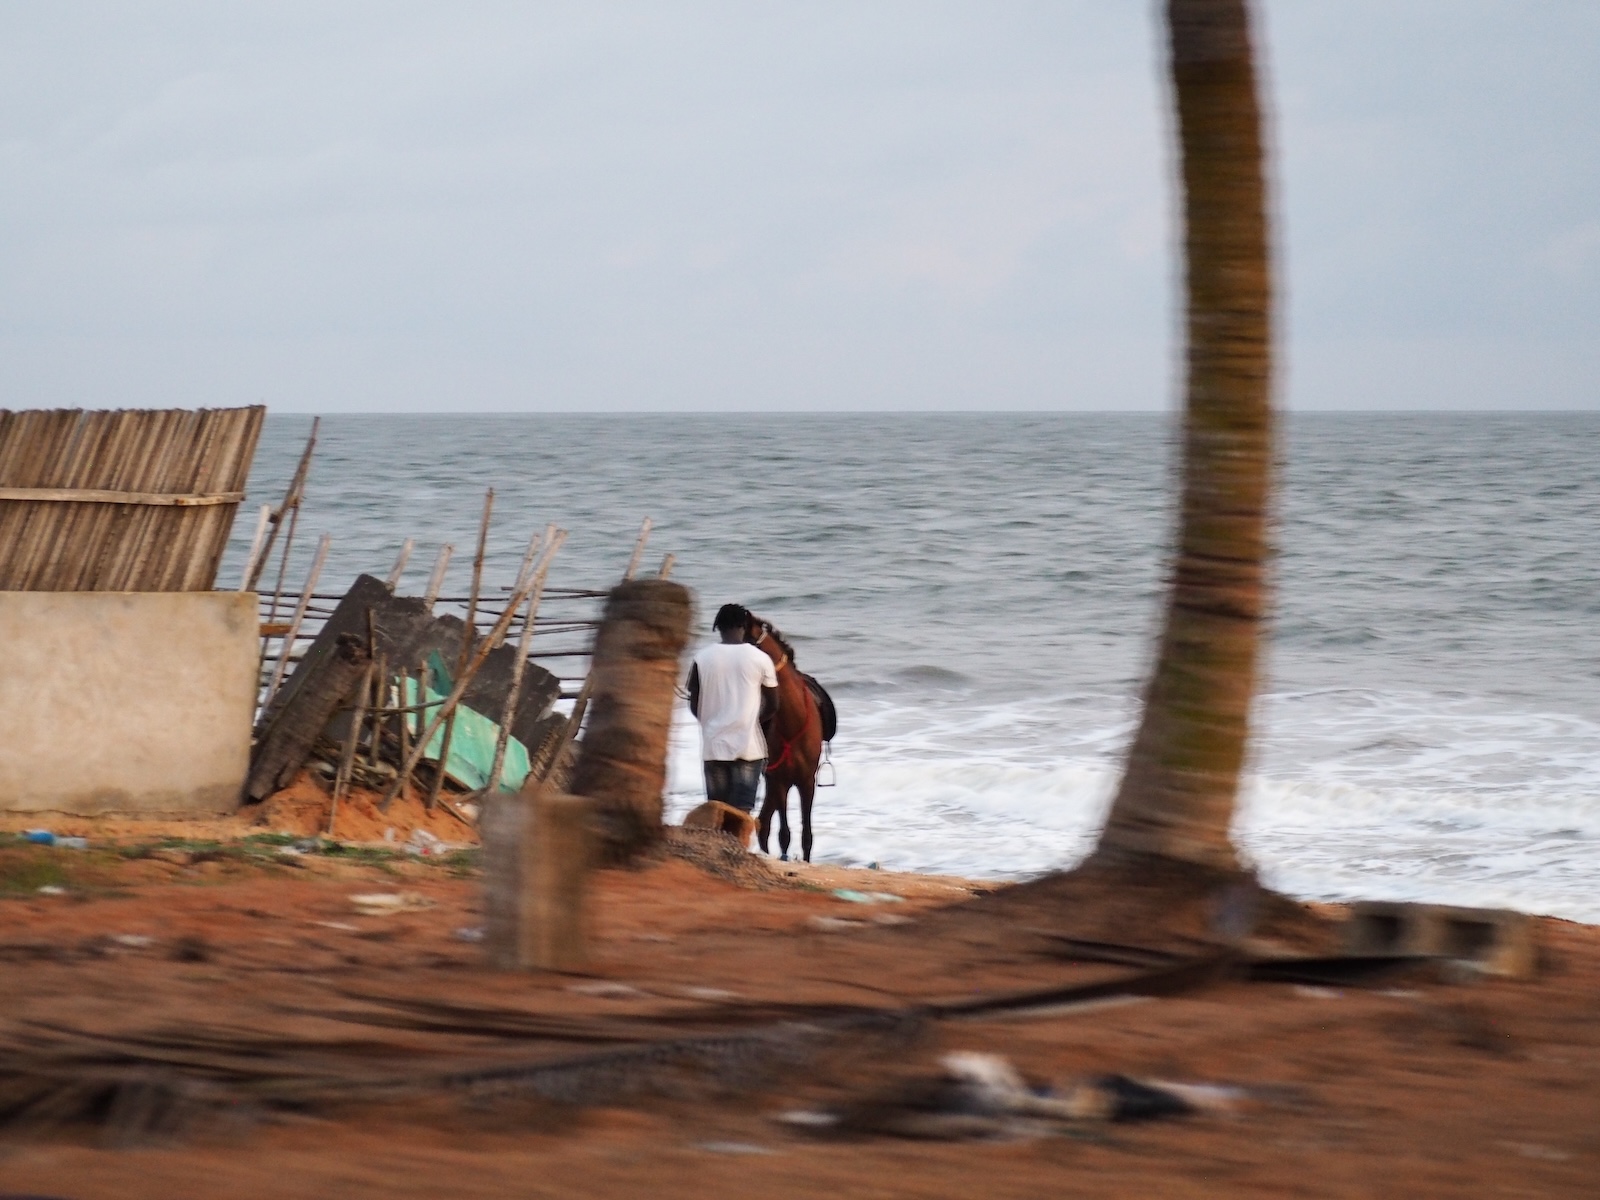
[779,853,789,862]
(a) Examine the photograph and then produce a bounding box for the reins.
[753,624,804,774]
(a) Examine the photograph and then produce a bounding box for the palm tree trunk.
[1095,0,1273,872]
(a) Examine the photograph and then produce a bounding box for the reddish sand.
[0,770,476,848]
[253,773,476,844]
[0,834,1597,1198]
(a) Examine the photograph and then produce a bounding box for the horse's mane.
[752,616,797,666]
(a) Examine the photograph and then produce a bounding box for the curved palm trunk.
[1095,0,1273,872]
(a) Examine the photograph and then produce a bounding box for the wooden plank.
[0,487,246,506]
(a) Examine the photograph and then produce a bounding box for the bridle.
[750,623,789,673]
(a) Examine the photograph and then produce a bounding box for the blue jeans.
[704,759,764,813]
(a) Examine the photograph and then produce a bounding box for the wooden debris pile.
[237,424,673,834]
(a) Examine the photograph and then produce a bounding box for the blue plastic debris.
[831,888,905,905]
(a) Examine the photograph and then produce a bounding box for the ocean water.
[230,412,1600,922]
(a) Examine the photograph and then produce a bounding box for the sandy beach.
[1,806,1596,1199]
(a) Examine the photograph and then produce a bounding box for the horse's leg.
[773,776,792,860]
[756,791,776,856]
[799,772,816,863]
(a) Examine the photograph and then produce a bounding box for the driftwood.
[245,633,370,803]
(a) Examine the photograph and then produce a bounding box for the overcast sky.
[2,2,1596,412]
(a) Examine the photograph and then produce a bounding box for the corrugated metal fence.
[0,407,265,591]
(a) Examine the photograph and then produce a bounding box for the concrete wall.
[0,591,257,815]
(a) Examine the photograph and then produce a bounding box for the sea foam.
[668,687,1600,924]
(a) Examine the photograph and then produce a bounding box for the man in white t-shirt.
[686,603,779,813]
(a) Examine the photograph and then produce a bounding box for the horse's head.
[744,612,796,665]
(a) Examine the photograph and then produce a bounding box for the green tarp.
[402,656,530,792]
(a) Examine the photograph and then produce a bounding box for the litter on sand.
[831,889,904,904]
[20,831,88,849]
[349,892,435,916]
[406,829,449,856]
[777,1051,1254,1141]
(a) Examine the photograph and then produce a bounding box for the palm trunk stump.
[571,579,693,863]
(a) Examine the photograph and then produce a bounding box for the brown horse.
[745,612,824,862]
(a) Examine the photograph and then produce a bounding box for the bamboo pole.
[329,660,376,835]
[261,533,330,713]
[491,525,549,649]
[254,425,319,688]
[398,661,432,805]
[521,519,653,792]
[257,499,300,677]
[248,416,318,594]
[238,504,271,591]
[484,530,567,796]
[423,544,453,611]
[397,667,411,767]
[385,538,414,591]
[368,653,387,769]
[622,516,652,581]
[466,491,492,625]
[515,526,547,590]
[431,488,493,811]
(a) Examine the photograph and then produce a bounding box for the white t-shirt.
[692,642,778,761]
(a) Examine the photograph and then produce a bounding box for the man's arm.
[687,663,700,719]
[757,653,779,725]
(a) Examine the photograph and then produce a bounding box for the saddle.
[802,673,837,743]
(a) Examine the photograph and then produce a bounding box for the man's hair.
[713,603,750,633]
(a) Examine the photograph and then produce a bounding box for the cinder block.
[1345,901,1536,979]
[682,800,757,849]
